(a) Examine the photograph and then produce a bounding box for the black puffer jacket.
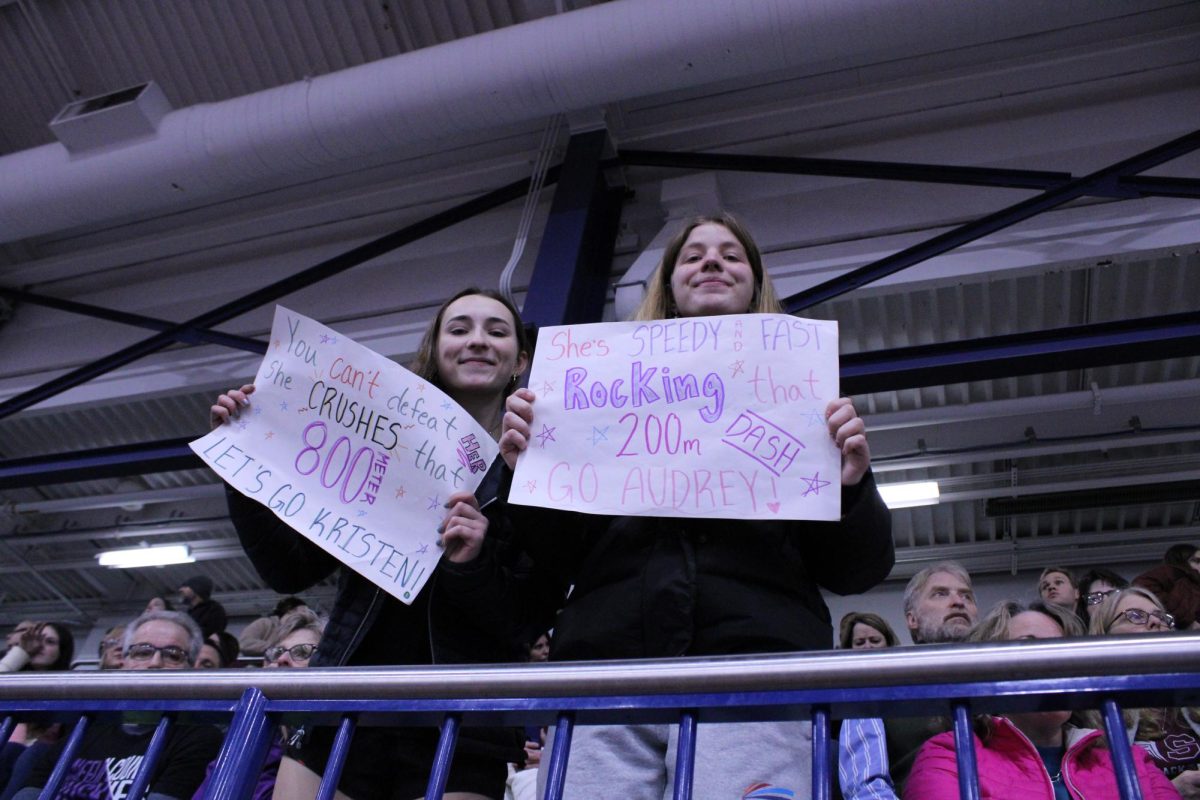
[228,459,548,764]
[228,458,547,667]
[502,470,893,661]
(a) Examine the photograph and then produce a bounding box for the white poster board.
[510,314,841,521]
[190,306,498,604]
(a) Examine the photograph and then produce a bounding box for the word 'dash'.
[512,314,841,522]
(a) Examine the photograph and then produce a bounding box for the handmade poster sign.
[190,306,497,604]
[510,313,841,521]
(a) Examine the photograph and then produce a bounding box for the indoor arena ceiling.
[0,0,1198,626]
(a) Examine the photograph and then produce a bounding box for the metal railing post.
[542,712,575,800]
[205,688,274,800]
[671,711,697,800]
[952,702,980,800]
[38,714,89,800]
[1102,698,1144,800]
[812,706,832,800]
[315,715,357,800]
[424,713,462,800]
[124,714,173,800]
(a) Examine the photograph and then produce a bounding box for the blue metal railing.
[3,634,1197,800]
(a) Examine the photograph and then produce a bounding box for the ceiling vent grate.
[49,81,172,154]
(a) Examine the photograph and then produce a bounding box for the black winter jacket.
[187,598,228,639]
[227,459,544,667]
[502,470,893,661]
[227,459,541,764]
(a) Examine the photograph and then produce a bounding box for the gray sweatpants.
[536,720,813,799]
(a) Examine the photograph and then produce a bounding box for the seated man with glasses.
[12,611,223,800]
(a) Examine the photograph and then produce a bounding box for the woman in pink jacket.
[903,600,1180,800]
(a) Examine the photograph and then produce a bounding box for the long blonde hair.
[631,212,782,321]
[1086,586,1187,742]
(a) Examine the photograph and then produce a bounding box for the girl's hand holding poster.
[190,306,497,604]
[510,313,841,521]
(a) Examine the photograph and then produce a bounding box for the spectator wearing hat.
[178,576,227,638]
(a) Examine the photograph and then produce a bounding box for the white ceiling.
[0,0,1198,626]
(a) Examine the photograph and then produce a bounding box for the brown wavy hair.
[631,212,782,321]
[838,612,900,649]
[409,286,530,398]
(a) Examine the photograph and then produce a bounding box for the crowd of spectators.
[2,208,1196,799]
[834,551,1200,800]
[1,553,1196,800]
[0,600,332,800]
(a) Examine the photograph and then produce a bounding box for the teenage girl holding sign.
[210,288,543,800]
[499,213,895,799]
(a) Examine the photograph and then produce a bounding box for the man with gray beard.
[888,562,978,790]
[839,563,979,799]
[903,561,978,644]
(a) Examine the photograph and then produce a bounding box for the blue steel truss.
[1,130,1199,487]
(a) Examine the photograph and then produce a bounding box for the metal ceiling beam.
[0,438,199,488]
[871,430,1200,473]
[0,540,89,619]
[619,149,1200,198]
[840,311,1200,395]
[1,519,231,546]
[0,288,267,354]
[1119,175,1200,199]
[523,129,625,327]
[620,149,1072,191]
[784,128,1200,311]
[985,478,1200,516]
[888,526,1200,580]
[7,311,1198,486]
[0,168,559,421]
[11,484,223,514]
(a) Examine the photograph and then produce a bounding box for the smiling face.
[850,622,889,650]
[668,223,756,318]
[1039,571,1078,608]
[907,571,978,644]
[434,294,527,401]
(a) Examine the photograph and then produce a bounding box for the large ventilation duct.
[0,0,1173,243]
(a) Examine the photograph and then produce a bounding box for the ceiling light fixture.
[878,481,940,509]
[97,544,193,569]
